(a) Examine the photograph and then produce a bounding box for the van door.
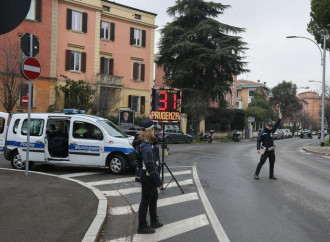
[44,117,70,162]
[18,117,46,162]
[0,112,9,155]
[69,118,104,165]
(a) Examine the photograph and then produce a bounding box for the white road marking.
[103,179,194,196]
[87,170,191,186]
[193,164,230,242]
[109,214,209,242]
[59,172,102,178]
[110,192,199,215]
[184,146,197,149]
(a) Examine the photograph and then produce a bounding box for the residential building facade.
[0,0,157,118]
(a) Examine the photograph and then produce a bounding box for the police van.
[0,110,136,174]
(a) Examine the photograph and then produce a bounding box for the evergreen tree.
[307,0,330,49]
[157,0,248,100]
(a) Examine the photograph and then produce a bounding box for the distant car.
[157,129,192,144]
[119,125,142,136]
[282,129,292,138]
[273,130,282,140]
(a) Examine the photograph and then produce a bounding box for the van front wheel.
[109,154,127,174]
[11,152,25,170]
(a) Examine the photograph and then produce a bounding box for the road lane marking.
[102,179,194,196]
[110,192,199,215]
[193,164,230,242]
[59,172,102,178]
[87,170,191,186]
[109,214,209,242]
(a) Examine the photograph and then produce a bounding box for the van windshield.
[97,120,129,138]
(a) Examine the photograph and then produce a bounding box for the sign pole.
[24,33,33,176]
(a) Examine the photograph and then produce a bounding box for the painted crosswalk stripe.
[109,214,209,242]
[59,172,102,178]
[102,179,194,197]
[110,192,199,215]
[87,170,191,186]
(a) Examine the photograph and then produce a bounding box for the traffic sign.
[21,33,39,57]
[21,57,41,80]
[0,0,31,35]
[22,96,28,106]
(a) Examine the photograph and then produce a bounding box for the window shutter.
[110,22,115,41]
[100,57,105,74]
[65,50,71,70]
[128,95,132,108]
[66,9,72,30]
[140,96,145,114]
[133,63,139,80]
[82,12,88,33]
[100,21,102,38]
[109,58,114,75]
[35,0,42,22]
[130,27,134,45]
[141,64,145,81]
[81,52,86,72]
[142,30,146,47]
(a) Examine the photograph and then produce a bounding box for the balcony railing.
[95,74,123,87]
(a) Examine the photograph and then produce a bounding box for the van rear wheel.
[109,154,127,174]
[11,151,25,170]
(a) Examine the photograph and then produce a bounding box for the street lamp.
[287,34,328,147]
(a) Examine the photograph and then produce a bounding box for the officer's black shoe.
[137,224,155,234]
[269,175,277,180]
[254,174,259,180]
[150,218,163,229]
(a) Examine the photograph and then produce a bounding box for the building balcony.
[95,74,124,88]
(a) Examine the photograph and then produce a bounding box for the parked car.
[157,129,192,144]
[273,130,282,140]
[282,129,292,138]
[119,124,142,136]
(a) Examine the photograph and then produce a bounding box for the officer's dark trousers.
[138,176,158,227]
[255,150,275,176]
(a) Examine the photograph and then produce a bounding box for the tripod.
[160,123,184,194]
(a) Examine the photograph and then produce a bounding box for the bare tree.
[0,36,23,113]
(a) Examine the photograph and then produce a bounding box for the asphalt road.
[1,137,330,241]
[167,138,330,242]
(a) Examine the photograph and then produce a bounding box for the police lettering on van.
[0,110,136,174]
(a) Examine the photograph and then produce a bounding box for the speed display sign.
[150,87,182,123]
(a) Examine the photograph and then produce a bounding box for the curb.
[0,168,107,242]
[302,140,330,156]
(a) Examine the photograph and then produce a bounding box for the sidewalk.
[303,140,330,156]
[0,169,106,242]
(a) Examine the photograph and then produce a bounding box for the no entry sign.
[21,57,41,80]
[22,96,28,106]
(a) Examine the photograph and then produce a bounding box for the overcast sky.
[114,0,327,93]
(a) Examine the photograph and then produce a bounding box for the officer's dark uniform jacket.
[257,119,281,150]
[138,141,162,187]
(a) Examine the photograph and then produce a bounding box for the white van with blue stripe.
[0,111,136,174]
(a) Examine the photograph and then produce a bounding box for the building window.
[20,83,34,107]
[249,90,255,97]
[65,50,86,72]
[132,62,145,81]
[100,21,115,41]
[66,9,88,33]
[26,0,42,21]
[128,95,145,114]
[134,14,141,20]
[102,5,110,12]
[130,27,146,47]
[100,57,114,75]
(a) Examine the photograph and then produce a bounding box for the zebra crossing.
[59,166,225,242]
